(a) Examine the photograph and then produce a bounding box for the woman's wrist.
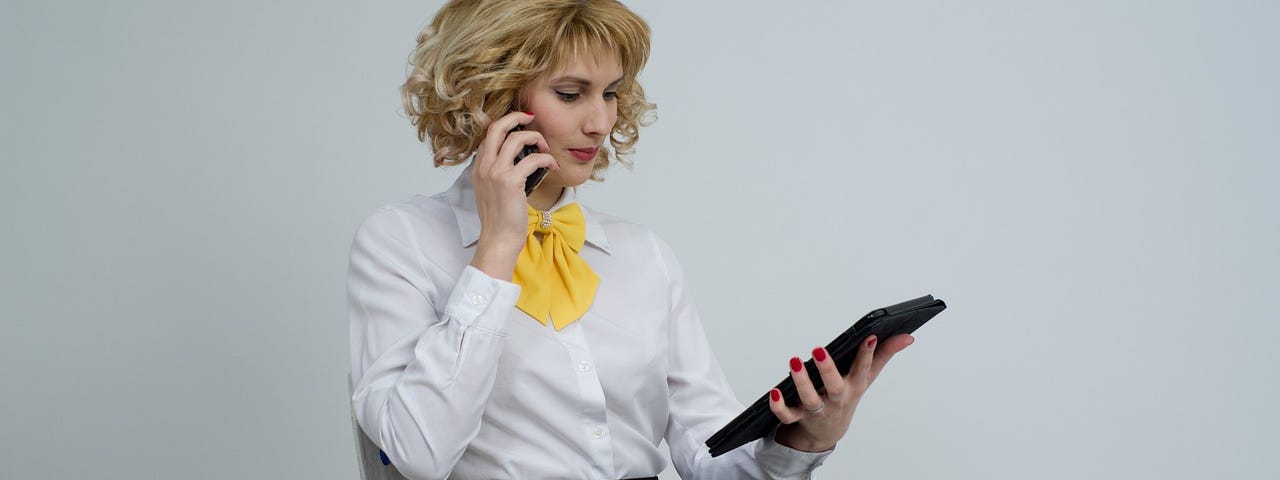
[773,423,836,453]
[470,237,523,281]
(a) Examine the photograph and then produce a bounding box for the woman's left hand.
[768,333,915,452]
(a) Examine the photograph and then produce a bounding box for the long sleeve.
[347,206,521,480]
[652,232,832,479]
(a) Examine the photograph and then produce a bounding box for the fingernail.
[812,347,827,362]
[770,389,781,402]
[790,357,803,372]
[523,111,534,116]
[868,336,877,349]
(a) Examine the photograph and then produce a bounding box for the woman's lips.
[568,147,598,162]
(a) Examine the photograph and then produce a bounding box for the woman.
[347,1,914,478]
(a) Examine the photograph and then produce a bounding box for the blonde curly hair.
[402,0,655,180]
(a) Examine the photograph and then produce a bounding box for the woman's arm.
[651,232,832,480]
[348,206,519,480]
[348,111,555,479]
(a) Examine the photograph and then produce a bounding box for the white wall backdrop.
[3,1,1277,478]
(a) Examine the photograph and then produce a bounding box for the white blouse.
[348,166,831,479]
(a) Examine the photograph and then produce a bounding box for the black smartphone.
[511,124,548,196]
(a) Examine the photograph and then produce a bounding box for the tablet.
[705,295,947,457]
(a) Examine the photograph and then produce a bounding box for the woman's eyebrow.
[552,76,624,88]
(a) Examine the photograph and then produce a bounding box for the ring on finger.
[805,401,825,415]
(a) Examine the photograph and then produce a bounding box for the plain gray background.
[3,0,1277,478]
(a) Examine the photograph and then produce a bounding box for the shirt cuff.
[755,426,833,478]
[442,265,521,335]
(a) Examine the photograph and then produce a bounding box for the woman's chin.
[544,166,593,189]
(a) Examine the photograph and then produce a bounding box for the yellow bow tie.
[512,203,600,330]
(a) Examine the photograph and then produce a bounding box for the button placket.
[557,323,614,478]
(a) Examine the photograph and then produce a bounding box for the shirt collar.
[444,164,612,255]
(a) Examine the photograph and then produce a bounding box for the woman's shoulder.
[581,205,680,261]
[352,192,463,247]
[583,206,658,242]
[581,206,690,288]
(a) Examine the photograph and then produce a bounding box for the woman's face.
[521,51,623,191]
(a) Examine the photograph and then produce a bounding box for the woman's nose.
[582,99,613,136]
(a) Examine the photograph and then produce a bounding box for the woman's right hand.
[468,111,558,281]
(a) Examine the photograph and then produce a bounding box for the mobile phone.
[511,124,548,196]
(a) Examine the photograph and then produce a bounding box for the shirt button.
[577,362,592,373]
[591,427,605,439]
[469,294,484,305]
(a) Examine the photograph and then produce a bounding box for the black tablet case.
[705,295,947,457]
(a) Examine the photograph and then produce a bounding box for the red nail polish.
[812,347,827,362]
[790,357,803,372]
[868,337,878,349]
[523,111,534,116]
[770,389,781,402]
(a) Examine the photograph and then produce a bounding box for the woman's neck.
[527,185,565,212]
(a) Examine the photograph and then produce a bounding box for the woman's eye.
[603,91,618,100]
[555,91,580,101]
